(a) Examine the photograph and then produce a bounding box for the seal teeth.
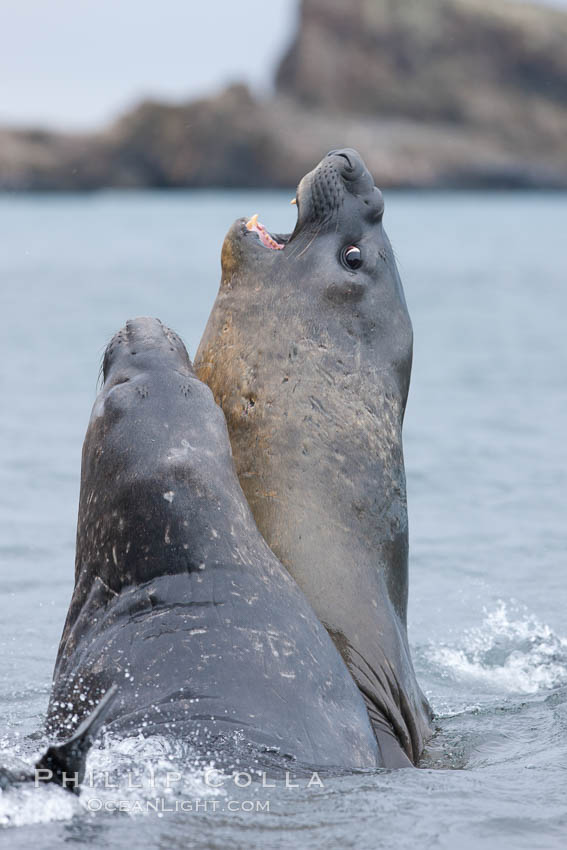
[245,213,285,251]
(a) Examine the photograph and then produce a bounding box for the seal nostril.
[327,150,353,170]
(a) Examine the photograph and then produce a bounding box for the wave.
[425,601,567,696]
[0,734,225,828]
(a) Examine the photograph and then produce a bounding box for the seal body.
[47,318,379,773]
[195,149,433,766]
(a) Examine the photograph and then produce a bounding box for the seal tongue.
[246,214,284,251]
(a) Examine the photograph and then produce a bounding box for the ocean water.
[0,189,565,848]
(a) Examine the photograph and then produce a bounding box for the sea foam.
[426,601,567,696]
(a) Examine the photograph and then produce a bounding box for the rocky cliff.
[278,0,567,127]
[1,0,566,190]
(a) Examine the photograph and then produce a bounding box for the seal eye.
[342,246,362,270]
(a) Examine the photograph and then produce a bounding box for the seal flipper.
[35,685,118,793]
[374,726,414,769]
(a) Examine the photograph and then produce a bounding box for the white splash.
[0,784,79,828]
[0,734,225,828]
[427,601,567,695]
[79,734,227,815]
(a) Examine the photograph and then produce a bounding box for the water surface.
[0,190,566,848]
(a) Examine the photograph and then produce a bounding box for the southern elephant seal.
[47,317,379,774]
[195,149,434,767]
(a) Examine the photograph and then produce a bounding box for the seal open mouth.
[245,188,302,251]
[245,213,286,250]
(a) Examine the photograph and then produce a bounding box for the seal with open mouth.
[195,149,434,767]
[46,317,380,774]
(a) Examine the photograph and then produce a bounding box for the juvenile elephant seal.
[195,149,433,766]
[47,317,379,773]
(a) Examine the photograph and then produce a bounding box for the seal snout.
[325,148,379,205]
[325,148,367,181]
[103,317,193,383]
[125,316,168,346]
[326,148,356,173]
[292,148,383,232]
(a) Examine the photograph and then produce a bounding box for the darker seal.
[47,317,379,773]
[195,149,434,767]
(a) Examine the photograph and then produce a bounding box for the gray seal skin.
[195,149,434,767]
[46,317,380,774]
[1,687,117,794]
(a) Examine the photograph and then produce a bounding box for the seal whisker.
[296,226,322,259]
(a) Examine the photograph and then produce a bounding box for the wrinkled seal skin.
[47,317,380,773]
[195,149,434,767]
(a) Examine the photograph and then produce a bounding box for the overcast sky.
[1,0,565,130]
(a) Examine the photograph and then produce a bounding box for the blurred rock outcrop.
[1,0,566,190]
